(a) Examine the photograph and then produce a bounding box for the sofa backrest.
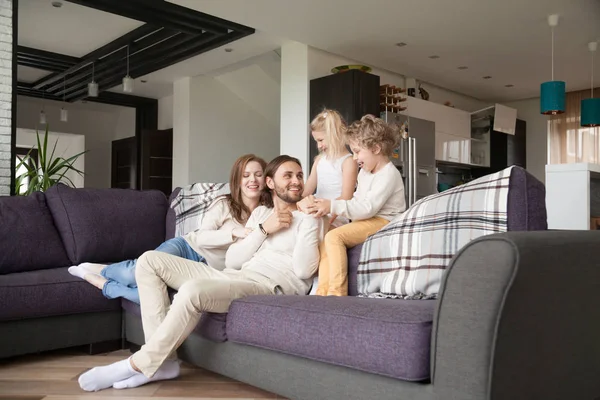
[506,166,547,231]
[165,187,180,240]
[45,184,169,265]
[0,192,71,275]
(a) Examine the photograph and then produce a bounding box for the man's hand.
[307,198,331,218]
[297,195,316,214]
[262,207,293,235]
[232,227,252,239]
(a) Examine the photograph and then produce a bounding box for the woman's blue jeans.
[100,237,204,304]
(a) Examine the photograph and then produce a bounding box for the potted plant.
[15,125,87,195]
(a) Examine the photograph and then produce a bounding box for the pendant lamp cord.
[551,27,554,81]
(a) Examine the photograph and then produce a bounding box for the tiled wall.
[0,0,12,196]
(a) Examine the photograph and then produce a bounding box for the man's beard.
[273,183,302,203]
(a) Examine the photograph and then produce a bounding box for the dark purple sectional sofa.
[2,167,600,400]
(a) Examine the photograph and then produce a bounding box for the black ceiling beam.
[48,30,184,95]
[17,60,69,73]
[124,0,255,34]
[66,32,223,102]
[67,30,248,103]
[17,45,79,72]
[17,46,79,66]
[87,91,158,108]
[57,33,202,99]
[18,1,257,103]
[31,23,160,90]
[17,82,63,102]
[65,0,216,35]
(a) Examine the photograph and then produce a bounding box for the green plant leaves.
[15,125,87,196]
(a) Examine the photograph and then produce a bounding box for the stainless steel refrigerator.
[381,112,437,207]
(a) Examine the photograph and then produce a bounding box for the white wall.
[16,128,85,188]
[173,75,280,187]
[505,97,548,183]
[17,96,136,188]
[308,47,489,113]
[158,94,173,130]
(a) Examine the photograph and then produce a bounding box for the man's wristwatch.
[258,223,268,236]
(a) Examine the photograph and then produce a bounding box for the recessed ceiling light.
[395,42,407,47]
[457,66,468,70]
[224,48,233,53]
[505,84,514,87]
[483,76,492,79]
[51,1,63,7]
[140,79,147,83]
[429,55,440,59]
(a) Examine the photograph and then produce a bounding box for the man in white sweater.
[78,155,325,392]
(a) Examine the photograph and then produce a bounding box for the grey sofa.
[123,230,600,400]
[120,166,600,400]
[3,168,600,400]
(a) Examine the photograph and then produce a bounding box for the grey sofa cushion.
[0,267,120,321]
[45,184,169,264]
[227,295,434,382]
[0,192,71,275]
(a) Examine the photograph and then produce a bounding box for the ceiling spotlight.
[140,79,147,83]
[483,76,492,79]
[224,48,233,53]
[51,1,63,8]
[428,55,440,59]
[457,66,468,70]
[505,84,514,88]
[395,42,407,47]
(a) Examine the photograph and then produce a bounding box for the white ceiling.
[18,65,49,83]
[17,0,284,99]
[171,0,600,102]
[18,0,143,57]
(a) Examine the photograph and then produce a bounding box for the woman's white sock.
[68,266,88,280]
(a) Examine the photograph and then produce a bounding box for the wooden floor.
[0,349,287,400]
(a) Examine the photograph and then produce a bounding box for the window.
[548,89,600,165]
[15,147,38,195]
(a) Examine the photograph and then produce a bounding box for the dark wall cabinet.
[474,118,526,178]
[309,70,380,166]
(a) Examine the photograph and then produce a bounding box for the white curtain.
[548,89,600,164]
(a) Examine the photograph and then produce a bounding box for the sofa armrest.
[431,231,600,400]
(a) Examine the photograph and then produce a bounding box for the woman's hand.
[262,208,293,235]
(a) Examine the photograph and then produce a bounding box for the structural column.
[280,42,310,176]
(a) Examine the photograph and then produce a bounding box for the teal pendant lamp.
[581,41,600,127]
[540,14,566,115]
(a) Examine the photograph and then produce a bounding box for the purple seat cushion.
[121,298,228,343]
[45,184,169,265]
[0,192,71,275]
[507,166,547,231]
[227,295,434,381]
[0,267,120,322]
